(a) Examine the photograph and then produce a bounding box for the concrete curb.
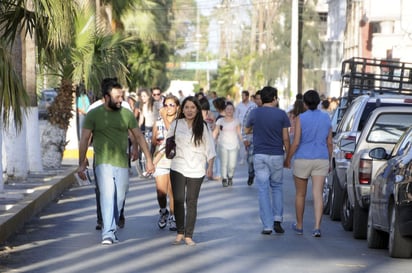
[0,167,77,243]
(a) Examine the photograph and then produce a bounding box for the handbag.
[165,120,178,159]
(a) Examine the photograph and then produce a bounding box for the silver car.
[328,94,412,221]
[344,107,412,239]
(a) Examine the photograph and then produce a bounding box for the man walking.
[77,78,154,245]
[245,86,290,235]
[235,90,256,164]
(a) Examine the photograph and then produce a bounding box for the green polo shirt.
[84,105,138,168]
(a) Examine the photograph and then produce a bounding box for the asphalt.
[0,159,77,243]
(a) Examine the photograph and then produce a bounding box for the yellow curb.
[63,147,94,159]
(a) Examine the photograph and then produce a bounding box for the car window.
[393,129,412,156]
[367,113,412,143]
[358,102,408,132]
[337,99,362,133]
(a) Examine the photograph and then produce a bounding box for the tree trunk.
[42,79,74,168]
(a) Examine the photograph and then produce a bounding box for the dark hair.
[255,90,261,96]
[224,101,234,110]
[303,89,321,110]
[292,97,305,117]
[213,97,226,112]
[179,96,204,146]
[101,77,122,97]
[321,99,330,110]
[260,86,277,104]
[242,90,249,96]
[151,87,161,93]
[199,97,210,111]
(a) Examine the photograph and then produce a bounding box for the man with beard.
[77,78,155,245]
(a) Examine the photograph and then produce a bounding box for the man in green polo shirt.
[77,78,154,245]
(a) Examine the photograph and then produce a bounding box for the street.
[1,162,411,273]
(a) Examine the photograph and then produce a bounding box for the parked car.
[326,94,412,221]
[38,88,58,119]
[344,107,412,239]
[367,127,412,258]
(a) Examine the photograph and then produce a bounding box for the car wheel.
[353,201,368,239]
[323,173,331,215]
[367,206,388,249]
[389,204,412,258]
[330,169,342,221]
[341,189,353,231]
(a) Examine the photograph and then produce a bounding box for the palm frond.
[0,41,30,131]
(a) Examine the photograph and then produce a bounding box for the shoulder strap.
[173,119,178,136]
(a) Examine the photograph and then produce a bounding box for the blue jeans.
[213,145,221,178]
[95,164,129,240]
[218,145,239,179]
[253,154,284,230]
[246,143,254,178]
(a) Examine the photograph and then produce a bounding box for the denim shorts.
[293,159,329,178]
[153,167,170,178]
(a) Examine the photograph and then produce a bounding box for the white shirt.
[167,119,216,178]
[216,118,241,150]
[235,101,256,125]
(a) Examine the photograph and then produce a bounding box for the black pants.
[170,170,203,238]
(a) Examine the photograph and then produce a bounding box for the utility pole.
[290,0,303,100]
[290,0,299,98]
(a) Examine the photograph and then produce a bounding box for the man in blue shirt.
[245,86,290,235]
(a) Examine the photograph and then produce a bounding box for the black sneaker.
[158,209,169,229]
[247,176,254,186]
[222,179,228,187]
[273,221,285,234]
[96,221,102,230]
[228,177,233,186]
[118,215,125,228]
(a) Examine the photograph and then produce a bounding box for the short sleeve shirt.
[246,107,290,155]
[84,105,138,168]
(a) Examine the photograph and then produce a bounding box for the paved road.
[0,162,410,273]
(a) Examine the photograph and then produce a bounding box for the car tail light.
[345,152,353,159]
[404,98,412,104]
[359,159,372,184]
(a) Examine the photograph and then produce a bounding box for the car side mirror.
[369,147,388,160]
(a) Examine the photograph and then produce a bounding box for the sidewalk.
[0,159,77,243]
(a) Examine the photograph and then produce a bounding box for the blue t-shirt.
[246,107,290,155]
[295,109,331,160]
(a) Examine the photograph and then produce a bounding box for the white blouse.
[167,118,216,178]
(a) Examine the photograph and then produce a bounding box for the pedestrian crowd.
[76,78,334,246]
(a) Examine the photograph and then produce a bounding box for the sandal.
[185,237,196,246]
[292,223,303,235]
[172,234,184,245]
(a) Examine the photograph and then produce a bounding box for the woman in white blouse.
[167,96,216,246]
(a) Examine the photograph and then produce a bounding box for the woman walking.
[213,101,243,187]
[285,90,332,237]
[167,96,216,246]
[152,95,180,231]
